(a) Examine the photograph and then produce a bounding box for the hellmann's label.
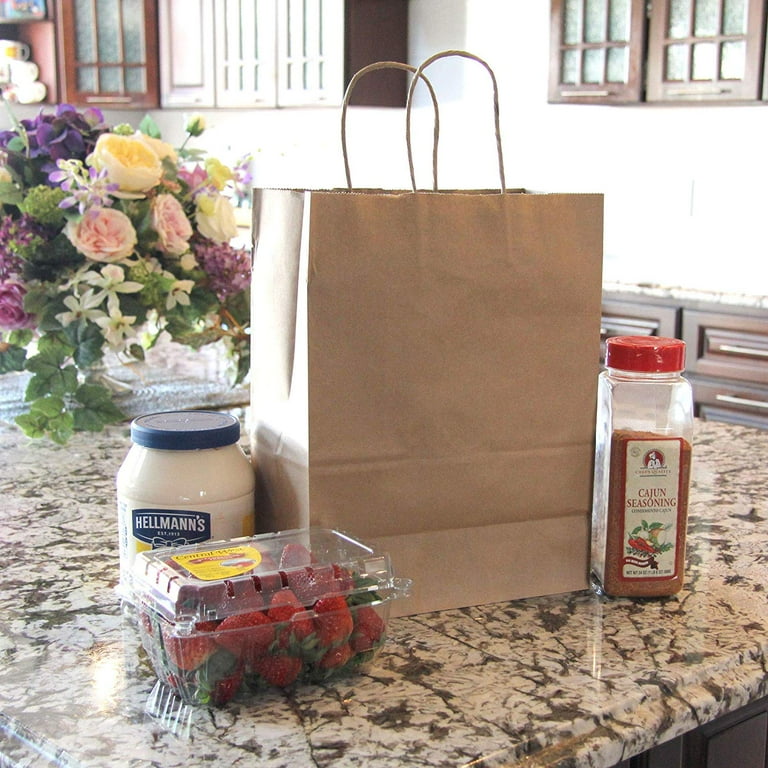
[131,508,212,549]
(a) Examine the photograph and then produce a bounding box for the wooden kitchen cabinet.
[159,0,408,109]
[600,296,680,363]
[548,0,647,104]
[55,0,159,108]
[550,0,768,104]
[682,308,768,429]
[0,9,58,103]
[602,293,768,430]
[613,694,768,767]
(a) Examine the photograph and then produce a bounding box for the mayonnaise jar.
[116,410,256,597]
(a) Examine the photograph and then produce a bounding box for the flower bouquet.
[0,103,252,443]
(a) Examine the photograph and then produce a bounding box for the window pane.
[669,0,692,38]
[722,0,747,35]
[76,65,97,91]
[97,0,120,64]
[125,67,146,93]
[583,47,605,82]
[122,0,145,64]
[692,41,716,79]
[585,0,607,43]
[720,39,745,79]
[563,0,583,44]
[608,0,630,41]
[75,0,96,64]
[562,49,580,83]
[99,66,122,92]
[693,0,718,36]
[606,45,628,82]
[665,43,688,80]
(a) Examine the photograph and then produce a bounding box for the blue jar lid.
[131,411,241,450]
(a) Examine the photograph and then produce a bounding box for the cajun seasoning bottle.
[591,336,693,598]
[116,410,256,599]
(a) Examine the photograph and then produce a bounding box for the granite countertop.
[602,280,768,311]
[1,417,768,768]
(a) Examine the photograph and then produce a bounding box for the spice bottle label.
[619,437,683,580]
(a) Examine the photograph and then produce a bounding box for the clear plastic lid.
[130,410,241,450]
[131,528,402,629]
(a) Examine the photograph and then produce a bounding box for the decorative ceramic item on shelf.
[0,104,254,443]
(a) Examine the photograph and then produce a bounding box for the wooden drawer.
[689,375,768,430]
[601,300,680,339]
[600,300,680,363]
[682,310,768,385]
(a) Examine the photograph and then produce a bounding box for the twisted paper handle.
[406,50,506,193]
[341,61,439,191]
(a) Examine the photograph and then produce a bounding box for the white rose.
[195,194,238,242]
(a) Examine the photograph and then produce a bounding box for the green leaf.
[72,382,125,432]
[63,322,106,369]
[24,341,78,399]
[138,114,162,139]
[0,343,27,373]
[15,396,74,444]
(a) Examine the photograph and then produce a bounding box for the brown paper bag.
[250,52,603,616]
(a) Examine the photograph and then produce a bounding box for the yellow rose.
[88,133,163,195]
[205,157,233,190]
[134,131,178,164]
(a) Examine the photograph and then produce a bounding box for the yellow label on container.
[171,545,263,581]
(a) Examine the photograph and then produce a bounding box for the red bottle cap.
[605,336,686,373]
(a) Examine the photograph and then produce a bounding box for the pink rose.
[65,207,138,263]
[0,280,35,330]
[151,193,193,256]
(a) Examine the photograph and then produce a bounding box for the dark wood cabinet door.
[549,0,647,103]
[646,0,767,102]
[55,0,159,108]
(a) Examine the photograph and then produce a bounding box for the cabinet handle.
[86,96,133,104]
[715,343,768,359]
[559,90,613,97]
[665,87,732,96]
[715,394,768,410]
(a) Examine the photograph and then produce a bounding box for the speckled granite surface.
[1,418,767,768]
[603,280,768,311]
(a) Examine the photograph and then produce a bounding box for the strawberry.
[332,564,355,592]
[279,542,314,568]
[284,564,336,605]
[314,595,353,648]
[350,606,385,653]
[252,653,302,687]
[216,610,275,662]
[161,621,217,671]
[268,589,314,648]
[210,665,245,706]
[319,642,353,670]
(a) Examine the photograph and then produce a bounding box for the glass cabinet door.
[646,0,766,101]
[549,0,647,103]
[56,0,159,108]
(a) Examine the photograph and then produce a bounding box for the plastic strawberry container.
[131,528,411,706]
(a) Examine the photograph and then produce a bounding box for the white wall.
[3,0,765,296]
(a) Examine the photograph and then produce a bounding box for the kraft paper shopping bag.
[250,52,603,615]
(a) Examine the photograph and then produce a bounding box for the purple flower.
[0,213,42,280]
[0,104,108,183]
[192,238,251,302]
[0,279,35,330]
